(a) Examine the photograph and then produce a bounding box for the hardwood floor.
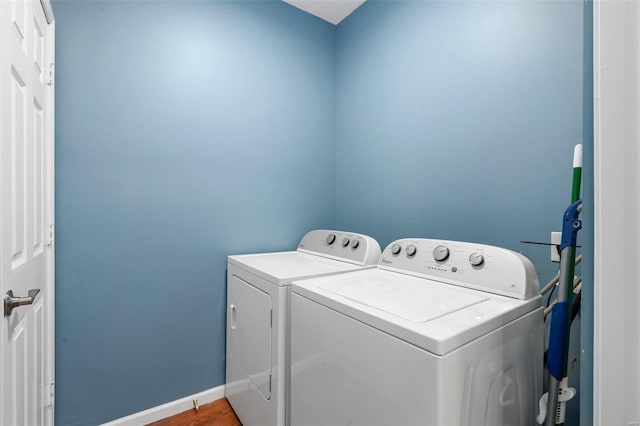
[148,398,241,426]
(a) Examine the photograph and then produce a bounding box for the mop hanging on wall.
[537,144,583,426]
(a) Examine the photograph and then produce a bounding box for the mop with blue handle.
[538,144,582,425]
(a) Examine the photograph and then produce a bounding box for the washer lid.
[228,251,370,286]
[321,274,488,323]
[292,268,541,355]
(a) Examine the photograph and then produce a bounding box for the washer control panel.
[378,238,539,299]
[297,230,381,266]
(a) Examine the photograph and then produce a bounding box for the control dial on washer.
[342,237,350,247]
[391,244,402,255]
[406,244,417,258]
[469,252,485,267]
[327,234,336,245]
[351,239,359,249]
[433,245,450,262]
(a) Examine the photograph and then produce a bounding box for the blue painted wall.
[579,1,594,424]
[335,0,585,251]
[53,1,335,424]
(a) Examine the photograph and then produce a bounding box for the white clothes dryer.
[225,230,381,426]
[290,238,543,426]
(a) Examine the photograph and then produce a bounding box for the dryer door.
[228,275,273,400]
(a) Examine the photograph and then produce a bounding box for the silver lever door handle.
[4,289,40,317]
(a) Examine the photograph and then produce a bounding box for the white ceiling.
[282,0,367,25]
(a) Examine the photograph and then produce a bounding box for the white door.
[0,0,55,424]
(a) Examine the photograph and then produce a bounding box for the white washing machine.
[290,238,543,426]
[225,229,381,426]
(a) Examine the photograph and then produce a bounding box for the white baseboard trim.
[101,385,226,426]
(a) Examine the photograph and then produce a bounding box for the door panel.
[10,65,27,269]
[34,298,44,425]
[32,97,44,256]
[11,0,27,52]
[228,275,273,400]
[33,16,44,83]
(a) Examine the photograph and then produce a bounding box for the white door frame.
[593,0,640,424]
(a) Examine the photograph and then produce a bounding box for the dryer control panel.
[297,230,381,266]
[378,239,539,300]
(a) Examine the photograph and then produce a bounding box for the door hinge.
[47,223,54,247]
[46,62,54,87]
[45,381,55,407]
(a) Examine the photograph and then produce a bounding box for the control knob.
[433,245,450,262]
[327,234,336,245]
[391,244,402,255]
[469,252,485,267]
[351,239,360,249]
[406,244,417,258]
[342,238,350,247]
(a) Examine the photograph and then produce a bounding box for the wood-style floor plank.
[147,398,241,426]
